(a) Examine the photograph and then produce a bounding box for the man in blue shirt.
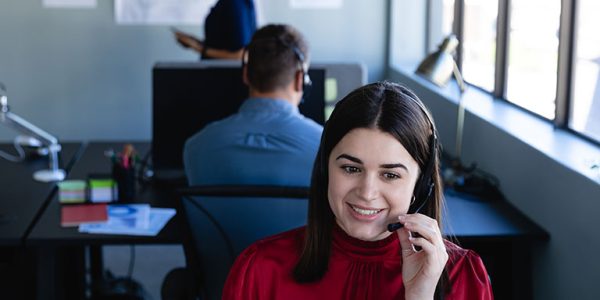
[183,24,323,187]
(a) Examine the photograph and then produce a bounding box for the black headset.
[399,87,438,215]
[242,36,312,97]
[387,89,438,232]
[289,43,312,97]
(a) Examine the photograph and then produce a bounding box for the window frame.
[434,0,599,146]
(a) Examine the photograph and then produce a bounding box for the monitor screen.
[152,61,325,179]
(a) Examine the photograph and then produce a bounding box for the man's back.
[183,98,322,186]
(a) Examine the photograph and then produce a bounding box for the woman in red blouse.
[223,82,494,299]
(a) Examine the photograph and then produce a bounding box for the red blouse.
[223,226,494,299]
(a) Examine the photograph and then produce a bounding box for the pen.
[122,144,134,169]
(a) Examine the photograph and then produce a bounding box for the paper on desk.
[79,207,176,236]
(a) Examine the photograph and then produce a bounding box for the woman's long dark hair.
[293,81,450,298]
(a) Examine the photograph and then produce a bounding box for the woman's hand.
[396,214,448,300]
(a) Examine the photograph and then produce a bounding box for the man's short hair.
[245,24,309,93]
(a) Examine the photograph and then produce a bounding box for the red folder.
[61,203,108,227]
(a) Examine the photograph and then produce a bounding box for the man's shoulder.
[289,114,323,136]
[185,114,242,145]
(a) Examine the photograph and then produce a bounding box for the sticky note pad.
[89,179,117,203]
[325,78,338,103]
[57,180,87,203]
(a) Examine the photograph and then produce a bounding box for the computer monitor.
[152,61,325,180]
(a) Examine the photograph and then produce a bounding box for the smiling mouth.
[349,204,384,216]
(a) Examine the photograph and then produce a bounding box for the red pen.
[122,144,134,169]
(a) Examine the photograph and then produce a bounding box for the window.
[571,0,600,142]
[442,0,455,37]
[461,0,498,92]
[506,0,560,119]
[428,0,600,144]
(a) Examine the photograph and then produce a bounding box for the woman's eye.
[382,172,400,180]
[342,166,360,174]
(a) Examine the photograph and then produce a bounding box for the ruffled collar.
[331,224,401,262]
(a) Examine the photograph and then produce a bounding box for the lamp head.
[415,35,460,88]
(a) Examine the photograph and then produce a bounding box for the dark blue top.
[204,0,257,53]
[183,98,323,186]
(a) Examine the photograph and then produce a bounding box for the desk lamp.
[416,34,466,159]
[415,35,474,187]
[415,36,503,200]
[0,83,65,182]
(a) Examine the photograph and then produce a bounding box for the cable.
[127,245,135,280]
[0,138,26,162]
[136,149,153,185]
[183,195,235,263]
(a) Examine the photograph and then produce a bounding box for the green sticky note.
[325,78,338,103]
[89,179,116,189]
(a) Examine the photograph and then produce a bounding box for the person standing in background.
[173,0,256,59]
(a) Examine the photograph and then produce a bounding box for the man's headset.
[387,89,438,232]
[242,36,312,97]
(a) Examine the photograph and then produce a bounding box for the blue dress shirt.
[183,98,323,186]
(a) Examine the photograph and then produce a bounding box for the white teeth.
[351,205,381,215]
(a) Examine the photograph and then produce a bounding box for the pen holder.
[112,163,136,202]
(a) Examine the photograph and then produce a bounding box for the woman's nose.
[357,174,379,201]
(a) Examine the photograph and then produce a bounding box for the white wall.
[0,0,387,142]
[258,0,387,82]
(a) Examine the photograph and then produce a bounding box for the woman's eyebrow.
[380,163,408,172]
[336,154,409,172]
[336,154,362,164]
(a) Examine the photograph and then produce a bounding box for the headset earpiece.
[290,44,311,98]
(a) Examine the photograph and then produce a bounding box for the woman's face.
[328,128,421,241]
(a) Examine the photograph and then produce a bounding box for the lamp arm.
[0,101,65,182]
[451,61,467,163]
[452,60,466,93]
[0,110,59,146]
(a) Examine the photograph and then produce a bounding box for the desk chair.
[166,185,309,300]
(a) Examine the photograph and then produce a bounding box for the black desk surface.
[0,143,82,246]
[27,142,182,246]
[25,141,548,246]
[444,189,548,240]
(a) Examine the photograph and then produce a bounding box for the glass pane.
[462,0,498,92]
[506,0,560,119]
[571,0,600,142]
[442,0,455,36]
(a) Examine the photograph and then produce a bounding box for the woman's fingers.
[400,214,444,246]
[396,226,414,256]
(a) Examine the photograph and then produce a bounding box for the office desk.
[26,142,184,300]
[28,142,181,246]
[0,143,81,246]
[26,142,548,299]
[0,143,82,299]
[444,189,548,300]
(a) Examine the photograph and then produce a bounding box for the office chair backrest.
[179,185,309,300]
